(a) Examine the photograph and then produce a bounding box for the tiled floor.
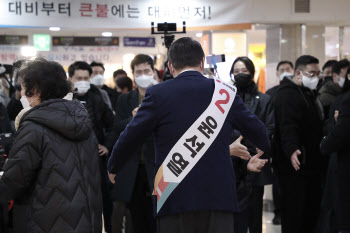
[263,211,282,233]
[103,211,282,233]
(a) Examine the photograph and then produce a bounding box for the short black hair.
[90,61,105,71]
[322,60,337,71]
[276,61,294,71]
[130,54,154,73]
[332,59,350,75]
[230,56,255,78]
[68,61,92,77]
[113,69,127,78]
[116,76,133,92]
[19,57,70,102]
[168,37,205,70]
[295,55,319,71]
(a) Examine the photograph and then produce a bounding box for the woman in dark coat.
[229,56,274,233]
[0,58,102,233]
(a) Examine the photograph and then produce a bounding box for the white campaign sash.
[153,78,237,213]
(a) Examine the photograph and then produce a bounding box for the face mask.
[233,73,252,89]
[74,81,90,95]
[90,74,105,87]
[279,72,293,81]
[302,74,319,90]
[135,74,157,89]
[338,77,345,88]
[324,76,333,83]
[20,96,37,109]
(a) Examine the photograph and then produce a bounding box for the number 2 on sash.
[215,89,230,114]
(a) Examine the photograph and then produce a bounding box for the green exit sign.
[33,34,51,51]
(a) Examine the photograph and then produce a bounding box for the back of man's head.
[68,61,92,77]
[295,55,319,72]
[130,54,154,74]
[332,59,350,75]
[116,76,133,92]
[168,37,205,70]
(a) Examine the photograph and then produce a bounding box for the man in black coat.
[110,54,158,233]
[90,61,121,113]
[273,55,325,233]
[321,89,350,233]
[266,61,294,98]
[68,61,114,233]
[318,59,349,124]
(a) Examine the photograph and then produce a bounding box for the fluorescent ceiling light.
[49,27,60,31]
[102,32,112,37]
[21,46,37,57]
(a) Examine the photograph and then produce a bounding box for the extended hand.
[98,144,109,156]
[108,171,116,184]
[247,149,267,172]
[335,110,339,123]
[291,149,302,171]
[229,136,251,160]
[132,106,140,117]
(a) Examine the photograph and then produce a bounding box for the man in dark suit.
[108,37,270,233]
[109,54,158,233]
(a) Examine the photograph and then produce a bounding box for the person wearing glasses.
[272,55,325,233]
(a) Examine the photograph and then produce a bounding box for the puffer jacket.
[0,99,102,233]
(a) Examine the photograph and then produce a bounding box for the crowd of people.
[0,36,348,233]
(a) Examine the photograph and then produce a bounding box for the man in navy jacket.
[108,37,270,233]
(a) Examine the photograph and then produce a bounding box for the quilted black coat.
[0,99,102,233]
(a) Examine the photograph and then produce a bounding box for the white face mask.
[74,81,91,95]
[90,74,105,87]
[338,76,345,88]
[279,72,294,81]
[302,74,319,90]
[135,74,157,89]
[20,96,37,109]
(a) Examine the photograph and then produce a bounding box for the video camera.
[151,22,186,81]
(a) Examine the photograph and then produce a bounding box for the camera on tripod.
[151,22,186,81]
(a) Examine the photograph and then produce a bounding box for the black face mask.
[234,73,252,89]
[324,76,333,83]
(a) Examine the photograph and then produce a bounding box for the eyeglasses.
[301,70,321,78]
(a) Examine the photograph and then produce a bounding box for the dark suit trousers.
[234,208,248,233]
[100,156,113,232]
[157,211,234,233]
[128,164,155,233]
[280,175,322,233]
[248,186,264,233]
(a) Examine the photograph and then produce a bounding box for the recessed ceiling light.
[102,32,112,37]
[196,33,203,38]
[49,27,60,31]
[21,46,37,57]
